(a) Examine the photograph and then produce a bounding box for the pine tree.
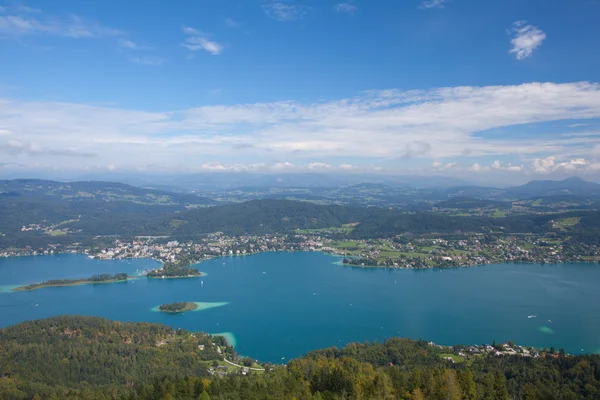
[458,367,477,400]
[411,387,425,400]
[198,391,210,400]
[493,374,509,400]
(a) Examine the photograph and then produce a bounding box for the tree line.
[1,316,599,399]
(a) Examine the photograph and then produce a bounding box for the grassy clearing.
[541,238,562,245]
[448,249,469,256]
[553,217,581,231]
[332,241,363,249]
[296,223,358,235]
[378,251,404,258]
[398,251,429,259]
[45,230,66,236]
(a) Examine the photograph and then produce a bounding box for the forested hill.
[66,199,373,236]
[0,179,217,236]
[30,198,600,245]
[1,316,599,399]
[0,179,215,206]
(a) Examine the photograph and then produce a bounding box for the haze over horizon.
[2,0,600,185]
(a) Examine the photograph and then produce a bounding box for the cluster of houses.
[89,234,326,265]
[329,235,599,269]
[429,341,541,362]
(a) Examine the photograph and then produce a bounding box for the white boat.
[528,315,536,319]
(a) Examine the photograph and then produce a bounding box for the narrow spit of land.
[15,273,130,291]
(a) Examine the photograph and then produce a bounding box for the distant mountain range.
[504,177,600,198]
[0,179,215,207]
[2,177,600,243]
[63,172,472,191]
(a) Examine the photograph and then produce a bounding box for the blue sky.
[1,0,600,183]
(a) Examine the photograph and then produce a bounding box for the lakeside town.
[1,230,599,271]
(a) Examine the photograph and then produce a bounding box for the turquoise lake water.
[1,252,600,362]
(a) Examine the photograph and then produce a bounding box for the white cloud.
[401,141,431,158]
[569,123,590,128]
[469,162,488,172]
[509,21,546,60]
[0,139,96,157]
[131,56,165,66]
[0,11,122,38]
[2,82,600,174]
[339,163,356,170]
[420,0,447,9]
[587,163,600,171]
[13,5,42,14]
[119,39,138,49]
[308,162,331,170]
[181,26,223,55]
[225,18,239,28]
[0,6,160,64]
[531,157,591,173]
[506,164,523,172]
[532,156,556,173]
[334,2,358,14]
[119,39,152,51]
[555,158,589,171]
[262,0,306,22]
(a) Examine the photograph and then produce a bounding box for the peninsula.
[15,273,130,291]
[158,302,199,312]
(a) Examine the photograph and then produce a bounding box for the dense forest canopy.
[1,316,599,399]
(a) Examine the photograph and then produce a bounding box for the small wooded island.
[158,302,199,312]
[147,263,203,278]
[15,273,129,291]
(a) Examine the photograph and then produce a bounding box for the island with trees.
[146,262,203,278]
[158,302,199,312]
[14,273,130,291]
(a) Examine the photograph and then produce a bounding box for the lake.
[1,252,600,363]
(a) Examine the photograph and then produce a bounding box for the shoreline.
[337,257,600,271]
[190,249,600,271]
[147,273,205,279]
[3,248,600,274]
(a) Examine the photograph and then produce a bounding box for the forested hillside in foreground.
[1,316,599,399]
